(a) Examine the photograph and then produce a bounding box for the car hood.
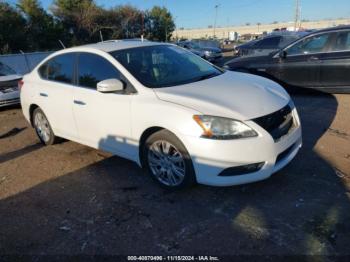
[153,71,290,120]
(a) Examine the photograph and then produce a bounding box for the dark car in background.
[0,62,22,107]
[225,26,350,93]
[234,31,310,57]
[177,40,223,62]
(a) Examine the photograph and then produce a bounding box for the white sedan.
[20,40,302,189]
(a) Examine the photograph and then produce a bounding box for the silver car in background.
[177,40,223,62]
[0,62,22,107]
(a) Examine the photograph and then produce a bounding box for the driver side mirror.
[278,50,287,59]
[97,79,125,93]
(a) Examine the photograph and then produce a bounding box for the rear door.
[276,32,333,87]
[319,30,350,89]
[36,53,78,139]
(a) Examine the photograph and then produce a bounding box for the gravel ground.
[0,89,349,258]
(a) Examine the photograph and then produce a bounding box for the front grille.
[253,104,295,141]
[276,143,296,163]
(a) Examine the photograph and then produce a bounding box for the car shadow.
[0,127,27,140]
[0,92,349,256]
[0,142,42,164]
[0,104,21,112]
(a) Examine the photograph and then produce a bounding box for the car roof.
[66,40,169,53]
[313,25,350,34]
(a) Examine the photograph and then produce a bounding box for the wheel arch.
[29,104,39,126]
[138,126,164,167]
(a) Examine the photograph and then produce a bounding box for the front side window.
[286,33,331,56]
[110,45,223,88]
[332,31,350,51]
[78,53,120,89]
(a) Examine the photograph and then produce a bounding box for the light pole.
[294,0,300,31]
[213,4,219,38]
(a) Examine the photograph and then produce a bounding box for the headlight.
[193,115,258,140]
[204,50,212,56]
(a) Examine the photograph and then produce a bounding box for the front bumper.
[0,90,20,107]
[181,108,302,186]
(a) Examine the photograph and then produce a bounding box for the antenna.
[58,40,66,49]
[99,30,104,42]
[19,50,30,73]
[141,12,144,41]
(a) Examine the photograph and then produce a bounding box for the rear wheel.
[32,107,58,145]
[143,130,196,189]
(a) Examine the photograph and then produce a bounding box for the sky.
[9,0,350,29]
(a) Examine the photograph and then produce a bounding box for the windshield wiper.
[197,72,220,81]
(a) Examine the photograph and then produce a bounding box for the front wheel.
[32,107,58,145]
[143,130,196,189]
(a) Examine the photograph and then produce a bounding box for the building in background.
[175,18,350,40]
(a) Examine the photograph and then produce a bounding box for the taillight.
[18,80,24,89]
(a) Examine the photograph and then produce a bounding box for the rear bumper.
[0,91,20,107]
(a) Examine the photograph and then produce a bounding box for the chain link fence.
[0,51,53,75]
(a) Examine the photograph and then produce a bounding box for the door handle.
[309,56,319,61]
[74,100,86,105]
[39,93,48,97]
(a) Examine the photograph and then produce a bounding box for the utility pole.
[213,4,219,38]
[294,0,300,31]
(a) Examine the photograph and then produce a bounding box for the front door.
[276,53,322,87]
[72,52,135,157]
[277,32,334,88]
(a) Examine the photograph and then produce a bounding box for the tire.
[142,129,196,189]
[32,107,58,145]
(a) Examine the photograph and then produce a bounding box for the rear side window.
[332,31,350,51]
[254,36,281,48]
[38,53,74,84]
[78,53,120,89]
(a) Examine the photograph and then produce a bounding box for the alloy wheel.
[147,140,186,186]
[34,111,51,143]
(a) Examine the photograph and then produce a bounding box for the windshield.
[189,42,201,49]
[0,62,16,76]
[110,45,223,88]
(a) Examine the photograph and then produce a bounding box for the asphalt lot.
[0,78,350,256]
